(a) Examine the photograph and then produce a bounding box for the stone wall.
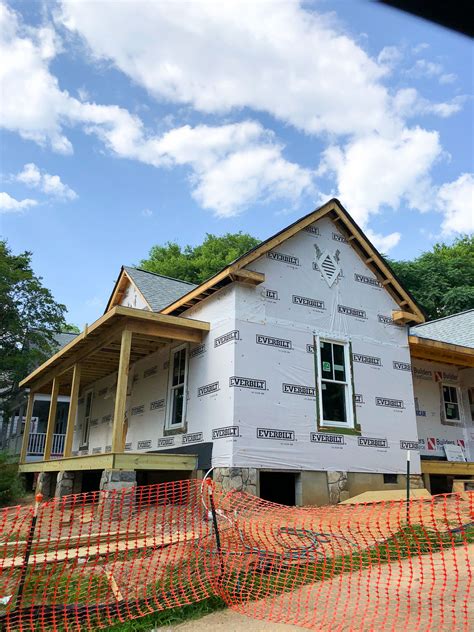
[327,471,350,504]
[213,467,257,495]
[36,472,56,499]
[99,469,137,491]
[54,471,75,498]
[98,469,137,520]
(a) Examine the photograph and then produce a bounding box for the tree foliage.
[139,232,260,284]
[389,235,474,321]
[0,240,68,402]
[140,231,473,322]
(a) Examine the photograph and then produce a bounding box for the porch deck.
[18,451,197,473]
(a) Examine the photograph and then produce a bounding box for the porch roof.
[19,306,210,395]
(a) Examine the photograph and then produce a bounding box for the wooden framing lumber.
[19,391,35,464]
[229,269,265,285]
[124,320,203,343]
[393,310,424,325]
[43,377,60,461]
[421,460,474,475]
[409,335,474,367]
[19,307,210,391]
[161,199,425,322]
[1,532,198,570]
[111,329,132,453]
[64,364,81,458]
[18,452,197,473]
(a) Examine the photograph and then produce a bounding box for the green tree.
[0,241,68,407]
[389,235,474,320]
[140,232,260,284]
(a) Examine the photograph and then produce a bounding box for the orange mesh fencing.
[0,480,472,631]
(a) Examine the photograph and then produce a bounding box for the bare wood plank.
[1,532,198,570]
[111,329,132,453]
[19,392,35,464]
[43,378,60,461]
[125,320,203,343]
[63,364,81,458]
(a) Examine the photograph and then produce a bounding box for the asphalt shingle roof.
[124,267,197,312]
[410,309,474,349]
[53,332,78,350]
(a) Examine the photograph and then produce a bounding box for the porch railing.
[27,433,66,456]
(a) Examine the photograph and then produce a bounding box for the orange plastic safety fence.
[0,481,472,631]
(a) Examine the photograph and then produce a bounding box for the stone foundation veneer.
[55,471,75,498]
[327,471,350,504]
[213,467,258,495]
[98,469,137,520]
[36,472,55,498]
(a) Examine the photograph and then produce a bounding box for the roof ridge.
[412,308,474,329]
[125,266,196,286]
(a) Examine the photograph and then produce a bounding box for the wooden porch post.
[19,391,35,464]
[111,329,132,453]
[63,364,81,458]
[43,377,60,461]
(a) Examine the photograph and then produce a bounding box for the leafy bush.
[0,451,25,506]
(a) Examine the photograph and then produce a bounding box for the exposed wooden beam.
[125,320,204,343]
[421,460,474,475]
[230,269,265,285]
[43,377,60,461]
[18,451,197,473]
[111,329,132,453]
[409,335,474,367]
[63,364,81,458]
[19,391,35,464]
[392,310,424,325]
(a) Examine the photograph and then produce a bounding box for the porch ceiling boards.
[18,451,197,473]
[19,306,210,395]
[408,336,474,368]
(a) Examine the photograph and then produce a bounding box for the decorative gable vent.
[314,245,341,287]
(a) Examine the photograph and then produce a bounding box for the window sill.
[163,423,187,437]
[317,425,361,436]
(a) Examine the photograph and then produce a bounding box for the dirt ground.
[171,544,474,631]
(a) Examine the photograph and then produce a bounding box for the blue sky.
[1,0,472,328]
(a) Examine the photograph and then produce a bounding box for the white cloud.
[0,5,311,217]
[14,163,77,200]
[57,0,396,137]
[394,88,465,119]
[406,59,457,85]
[377,46,402,72]
[141,208,153,217]
[412,43,429,55]
[319,127,443,226]
[439,73,457,85]
[407,59,444,79]
[0,1,469,232]
[0,191,37,213]
[0,4,73,153]
[437,173,474,235]
[365,228,401,253]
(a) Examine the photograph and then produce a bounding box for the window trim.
[441,382,462,425]
[165,343,189,430]
[315,336,355,429]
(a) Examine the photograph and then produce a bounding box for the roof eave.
[160,198,425,322]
